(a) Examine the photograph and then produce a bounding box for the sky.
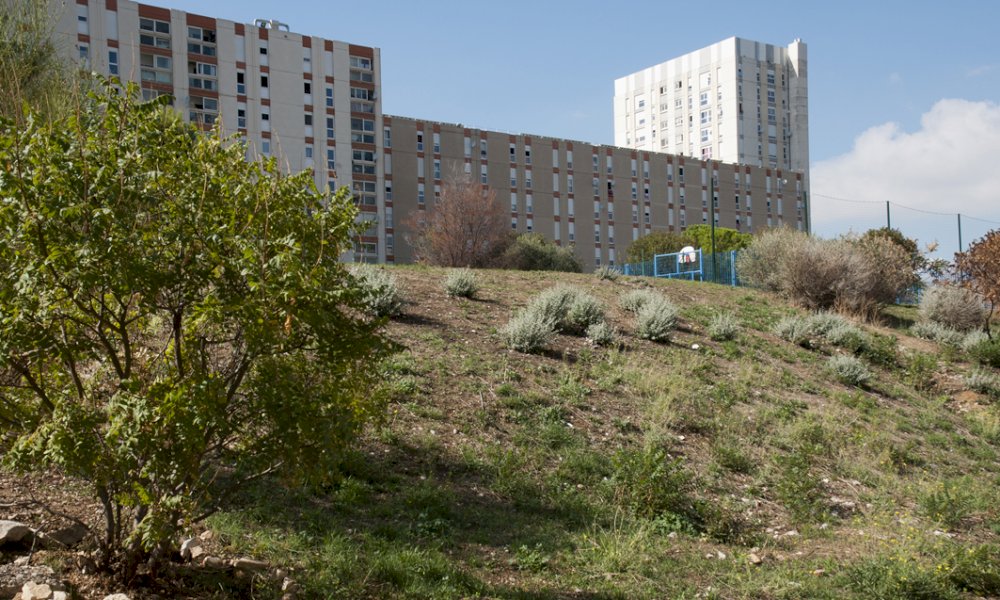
[150,0,1000,259]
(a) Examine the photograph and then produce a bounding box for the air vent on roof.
[254,19,290,32]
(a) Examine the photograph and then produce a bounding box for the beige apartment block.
[51,0,387,263]
[614,37,809,185]
[386,116,805,271]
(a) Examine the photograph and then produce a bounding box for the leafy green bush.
[619,289,660,314]
[968,338,1000,369]
[586,321,617,347]
[905,352,938,392]
[0,80,395,575]
[635,297,679,342]
[443,268,479,298]
[501,233,582,272]
[828,355,872,386]
[502,310,555,353]
[351,264,404,317]
[919,285,989,332]
[919,478,975,529]
[774,448,828,524]
[707,311,740,341]
[610,446,699,524]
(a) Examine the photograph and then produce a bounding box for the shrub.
[773,316,813,347]
[501,233,582,272]
[737,228,916,318]
[351,264,404,317]
[806,311,849,336]
[968,338,1000,369]
[525,285,604,335]
[595,264,619,281]
[707,311,740,341]
[825,321,868,350]
[919,285,989,332]
[635,297,679,342]
[905,352,938,392]
[586,321,617,347]
[620,289,660,313]
[610,446,699,524]
[0,81,395,575]
[962,330,989,352]
[966,369,1000,398]
[828,355,872,386]
[910,321,965,347]
[774,448,828,524]
[443,268,479,298]
[919,478,975,529]
[566,293,606,335]
[502,310,555,353]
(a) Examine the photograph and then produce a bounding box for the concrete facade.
[52,0,387,263]
[614,37,809,181]
[386,116,804,270]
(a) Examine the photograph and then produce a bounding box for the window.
[305,146,313,160]
[416,133,424,152]
[139,53,171,84]
[349,69,373,83]
[525,146,531,165]
[261,140,270,156]
[304,113,313,136]
[260,75,268,88]
[418,183,425,204]
[511,192,518,212]
[433,133,440,154]
[592,177,599,197]
[188,61,217,91]
[261,109,270,132]
[326,117,334,138]
[480,139,487,158]
[525,173,532,189]
[325,148,335,171]
[383,127,391,148]
[188,96,218,125]
[510,168,517,187]
[326,87,334,108]
[567,150,573,170]
[108,50,119,76]
[76,43,89,66]
[433,159,441,180]
[350,118,375,144]
[385,183,393,202]
[237,103,247,129]
[352,150,376,175]
[567,175,574,194]
[236,71,246,95]
[350,56,372,70]
[139,18,170,49]
[187,26,217,56]
[304,81,311,95]
[480,165,488,184]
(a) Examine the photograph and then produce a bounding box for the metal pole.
[958,214,963,252]
[886,201,891,229]
[710,170,716,283]
[803,190,810,235]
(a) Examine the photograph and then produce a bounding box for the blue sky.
[152,0,1000,258]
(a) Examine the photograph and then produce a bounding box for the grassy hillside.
[204,266,1000,599]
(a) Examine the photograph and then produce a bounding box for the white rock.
[748,553,763,565]
[52,592,68,600]
[0,521,31,545]
[103,595,131,600]
[691,344,700,350]
[233,558,269,572]
[22,581,54,600]
[716,551,727,560]
[180,538,203,561]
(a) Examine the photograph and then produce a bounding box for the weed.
[502,309,554,353]
[350,264,404,317]
[828,354,872,387]
[968,338,1000,369]
[774,448,828,524]
[508,543,551,572]
[905,352,938,392]
[919,478,975,529]
[774,316,813,347]
[967,369,1000,399]
[635,296,679,342]
[911,321,965,347]
[708,311,740,341]
[585,321,617,347]
[620,289,660,313]
[443,268,479,298]
[595,264,619,281]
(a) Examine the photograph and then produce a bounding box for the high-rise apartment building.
[51,0,389,263]
[614,37,808,179]
[50,3,809,271]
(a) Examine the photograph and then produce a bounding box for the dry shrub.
[919,285,989,332]
[738,228,916,319]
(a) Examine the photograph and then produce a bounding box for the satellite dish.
[679,245,697,264]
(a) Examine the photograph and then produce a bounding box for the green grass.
[202,267,1000,599]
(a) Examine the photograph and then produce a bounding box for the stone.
[232,558,268,572]
[0,564,57,598]
[180,538,203,561]
[46,524,88,549]
[748,553,763,565]
[0,521,32,545]
[716,551,727,560]
[103,594,132,600]
[21,581,54,600]
[812,569,826,577]
[201,556,226,569]
[52,592,69,600]
[198,529,214,541]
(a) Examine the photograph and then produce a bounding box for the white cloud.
[966,64,995,77]
[811,99,1000,257]
[888,72,903,85]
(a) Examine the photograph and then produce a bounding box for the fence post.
[729,250,736,286]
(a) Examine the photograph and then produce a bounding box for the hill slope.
[207,266,1000,599]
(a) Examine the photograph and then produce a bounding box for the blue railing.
[622,249,739,286]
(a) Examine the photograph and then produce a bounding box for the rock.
[180,538,203,561]
[716,551,727,560]
[52,592,68,600]
[22,581,55,600]
[783,529,799,537]
[103,594,132,600]
[201,556,226,569]
[748,553,763,565]
[0,521,32,546]
[198,530,214,541]
[232,558,269,572]
[812,568,826,577]
[0,564,57,598]
[46,524,88,549]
